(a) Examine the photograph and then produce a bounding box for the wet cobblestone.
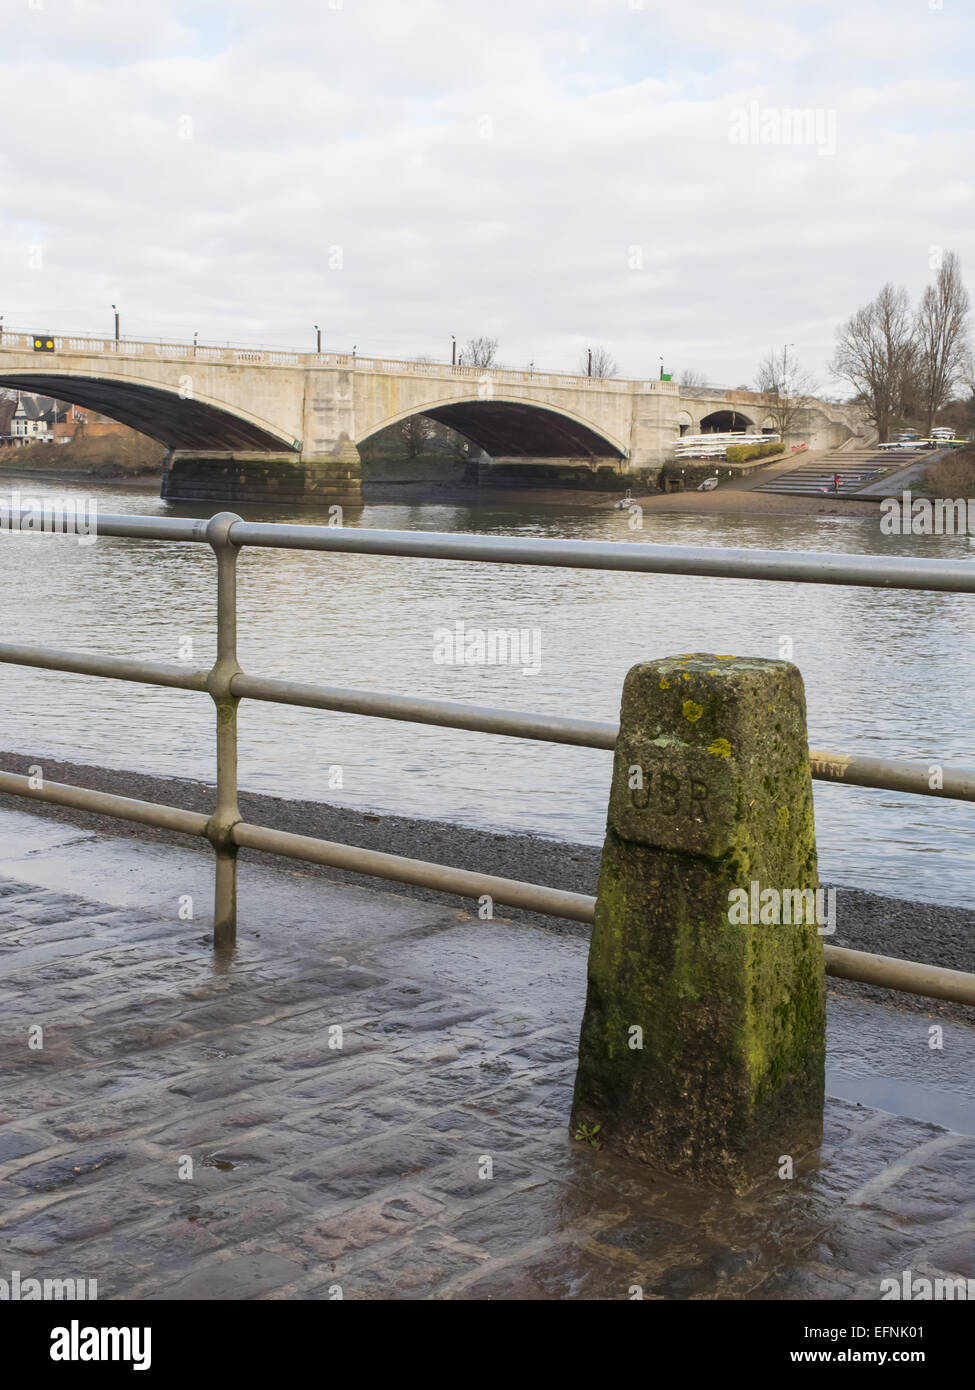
[3,820,975,1300]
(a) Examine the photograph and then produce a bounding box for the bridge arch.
[0,370,298,452]
[699,408,755,433]
[358,394,628,461]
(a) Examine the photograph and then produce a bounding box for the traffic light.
[32,334,55,352]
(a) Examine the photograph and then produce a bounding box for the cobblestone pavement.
[2,808,975,1300]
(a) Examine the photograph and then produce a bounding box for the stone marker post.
[572,654,826,1191]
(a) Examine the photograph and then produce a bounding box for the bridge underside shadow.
[700,408,756,434]
[420,400,624,460]
[0,374,291,451]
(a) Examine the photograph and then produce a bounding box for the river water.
[0,472,973,908]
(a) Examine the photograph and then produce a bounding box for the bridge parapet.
[0,330,680,393]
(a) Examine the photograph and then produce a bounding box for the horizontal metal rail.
[1,510,973,1007]
[0,769,209,837]
[824,944,975,1008]
[1,642,973,802]
[225,525,975,593]
[1,767,972,1004]
[231,821,595,921]
[231,671,619,750]
[9,510,975,592]
[0,642,208,692]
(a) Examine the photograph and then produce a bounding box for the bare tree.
[935,388,975,439]
[461,336,498,368]
[892,356,923,426]
[829,283,917,442]
[445,431,481,464]
[677,368,709,389]
[916,251,971,434]
[963,353,975,436]
[399,414,435,458]
[754,347,817,439]
[580,345,618,378]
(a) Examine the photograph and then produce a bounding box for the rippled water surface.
[1,473,973,907]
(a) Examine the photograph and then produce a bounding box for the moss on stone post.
[571,653,826,1191]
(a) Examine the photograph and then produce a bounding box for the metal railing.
[1,512,974,1005]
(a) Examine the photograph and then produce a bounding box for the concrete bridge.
[0,331,865,503]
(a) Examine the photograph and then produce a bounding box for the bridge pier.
[161,449,363,508]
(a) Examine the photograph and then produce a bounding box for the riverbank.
[0,463,161,488]
[368,477,881,516]
[0,750,971,1022]
[0,435,165,480]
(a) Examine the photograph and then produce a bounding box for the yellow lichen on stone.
[659,677,670,690]
[682,700,703,722]
[708,738,732,758]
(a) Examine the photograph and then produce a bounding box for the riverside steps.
[572,654,827,1191]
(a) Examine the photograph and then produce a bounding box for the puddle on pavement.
[828,1070,975,1137]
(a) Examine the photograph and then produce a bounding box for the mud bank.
[0,464,160,487]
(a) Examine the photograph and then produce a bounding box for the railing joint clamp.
[206,659,242,705]
[205,814,241,854]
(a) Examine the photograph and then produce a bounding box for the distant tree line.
[830,252,972,441]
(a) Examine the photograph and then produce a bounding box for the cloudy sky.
[2,0,972,388]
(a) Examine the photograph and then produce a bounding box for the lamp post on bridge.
[111,304,119,347]
[782,342,794,396]
[314,324,322,353]
[451,335,456,366]
[587,347,592,378]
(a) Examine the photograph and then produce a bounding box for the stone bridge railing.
[0,330,682,394]
[0,330,864,444]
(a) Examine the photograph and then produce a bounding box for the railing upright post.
[205,513,243,950]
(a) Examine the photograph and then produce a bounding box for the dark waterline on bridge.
[1,473,973,909]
